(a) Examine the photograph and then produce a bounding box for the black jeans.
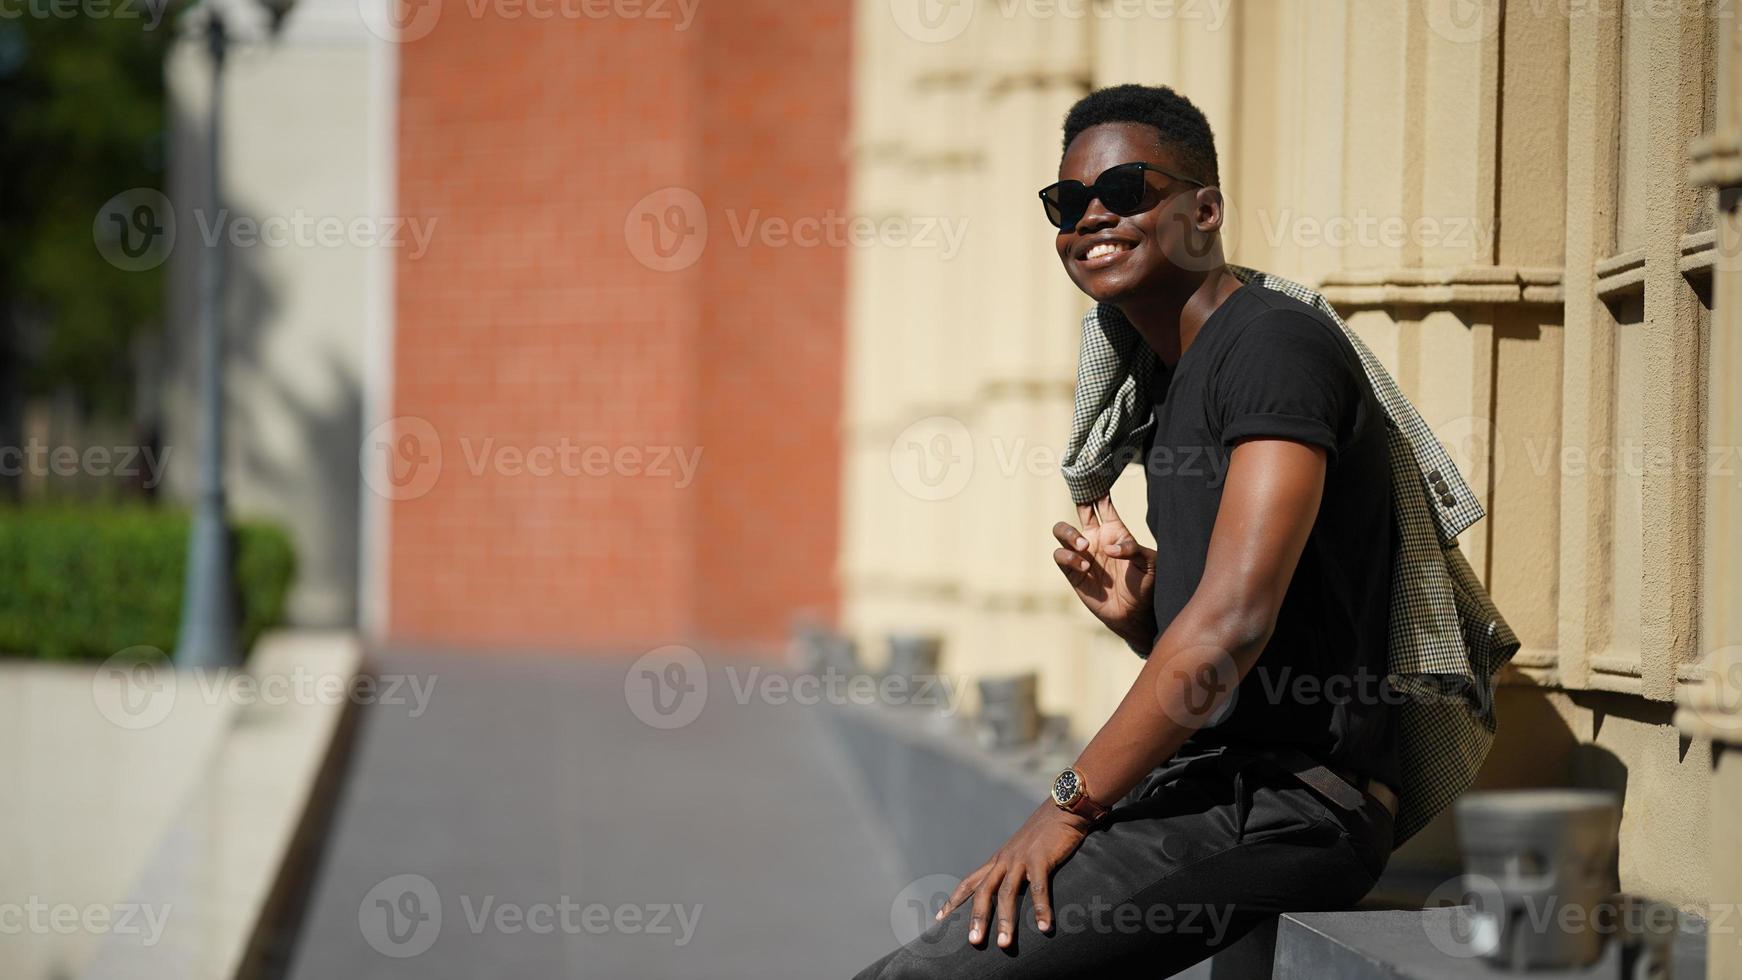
[852,746,1393,979]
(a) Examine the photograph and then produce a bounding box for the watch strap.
[1067,790,1111,823]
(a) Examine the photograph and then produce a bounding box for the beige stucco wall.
[845,0,1730,915]
[163,0,399,629]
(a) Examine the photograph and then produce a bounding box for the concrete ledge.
[84,630,362,980]
[1275,908,1708,980]
[0,653,235,978]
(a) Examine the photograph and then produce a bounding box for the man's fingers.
[1093,494,1124,527]
[1028,867,1054,933]
[1099,518,1140,558]
[1054,547,1092,578]
[995,869,1023,948]
[969,870,1000,947]
[938,867,985,921]
[1086,495,1145,559]
[1052,522,1090,552]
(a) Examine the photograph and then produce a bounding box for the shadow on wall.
[225,224,361,629]
[1382,680,1629,907]
[160,98,364,629]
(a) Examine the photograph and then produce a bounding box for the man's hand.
[935,802,1093,949]
[1053,494,1158,650]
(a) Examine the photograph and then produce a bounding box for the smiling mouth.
[1080,240,1134,268]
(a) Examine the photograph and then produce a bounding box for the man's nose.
[1073,199,1119,234]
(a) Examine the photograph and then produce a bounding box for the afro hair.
[1061,84,1220,186]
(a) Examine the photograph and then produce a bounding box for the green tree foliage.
[0,15,174,419]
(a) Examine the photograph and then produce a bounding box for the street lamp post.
[173,0,293,669]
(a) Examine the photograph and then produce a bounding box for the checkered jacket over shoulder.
[1061,265,1521,846]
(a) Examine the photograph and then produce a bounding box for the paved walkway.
[284,649,908,979]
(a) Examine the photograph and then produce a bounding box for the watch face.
[1052,769,1080,805]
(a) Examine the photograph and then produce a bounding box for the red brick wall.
[389,5,848,652]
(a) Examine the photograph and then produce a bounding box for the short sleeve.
[1212,310,1359,460]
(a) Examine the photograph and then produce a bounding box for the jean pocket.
[1234,763,1340,846]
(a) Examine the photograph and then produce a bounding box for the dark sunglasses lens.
[1040,186,1065,227]
[1096,165,1149,214]
[1043,181,1089,229]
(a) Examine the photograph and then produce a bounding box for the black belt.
[1212,748,1386,818]
[1232,744,1373,813]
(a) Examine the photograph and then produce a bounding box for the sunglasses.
[1038,162,1206,231]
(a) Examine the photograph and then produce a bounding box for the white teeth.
[1085,242,1129,260]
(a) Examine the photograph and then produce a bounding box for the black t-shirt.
[1141,283,1398,789]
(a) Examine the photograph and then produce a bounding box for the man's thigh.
[851,759,1378,980]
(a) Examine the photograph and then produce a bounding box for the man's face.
[1052,122,1219,304]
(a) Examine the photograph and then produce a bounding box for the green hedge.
[0,506,296,662]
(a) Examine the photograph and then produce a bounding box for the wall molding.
[1319,266,1565,308]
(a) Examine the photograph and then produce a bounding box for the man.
[854,84,1399,978]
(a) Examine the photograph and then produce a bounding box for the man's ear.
[1169,187,1224,272]
[1193,186,1225,234]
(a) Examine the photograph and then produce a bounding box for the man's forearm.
[1072,603,1269,806]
